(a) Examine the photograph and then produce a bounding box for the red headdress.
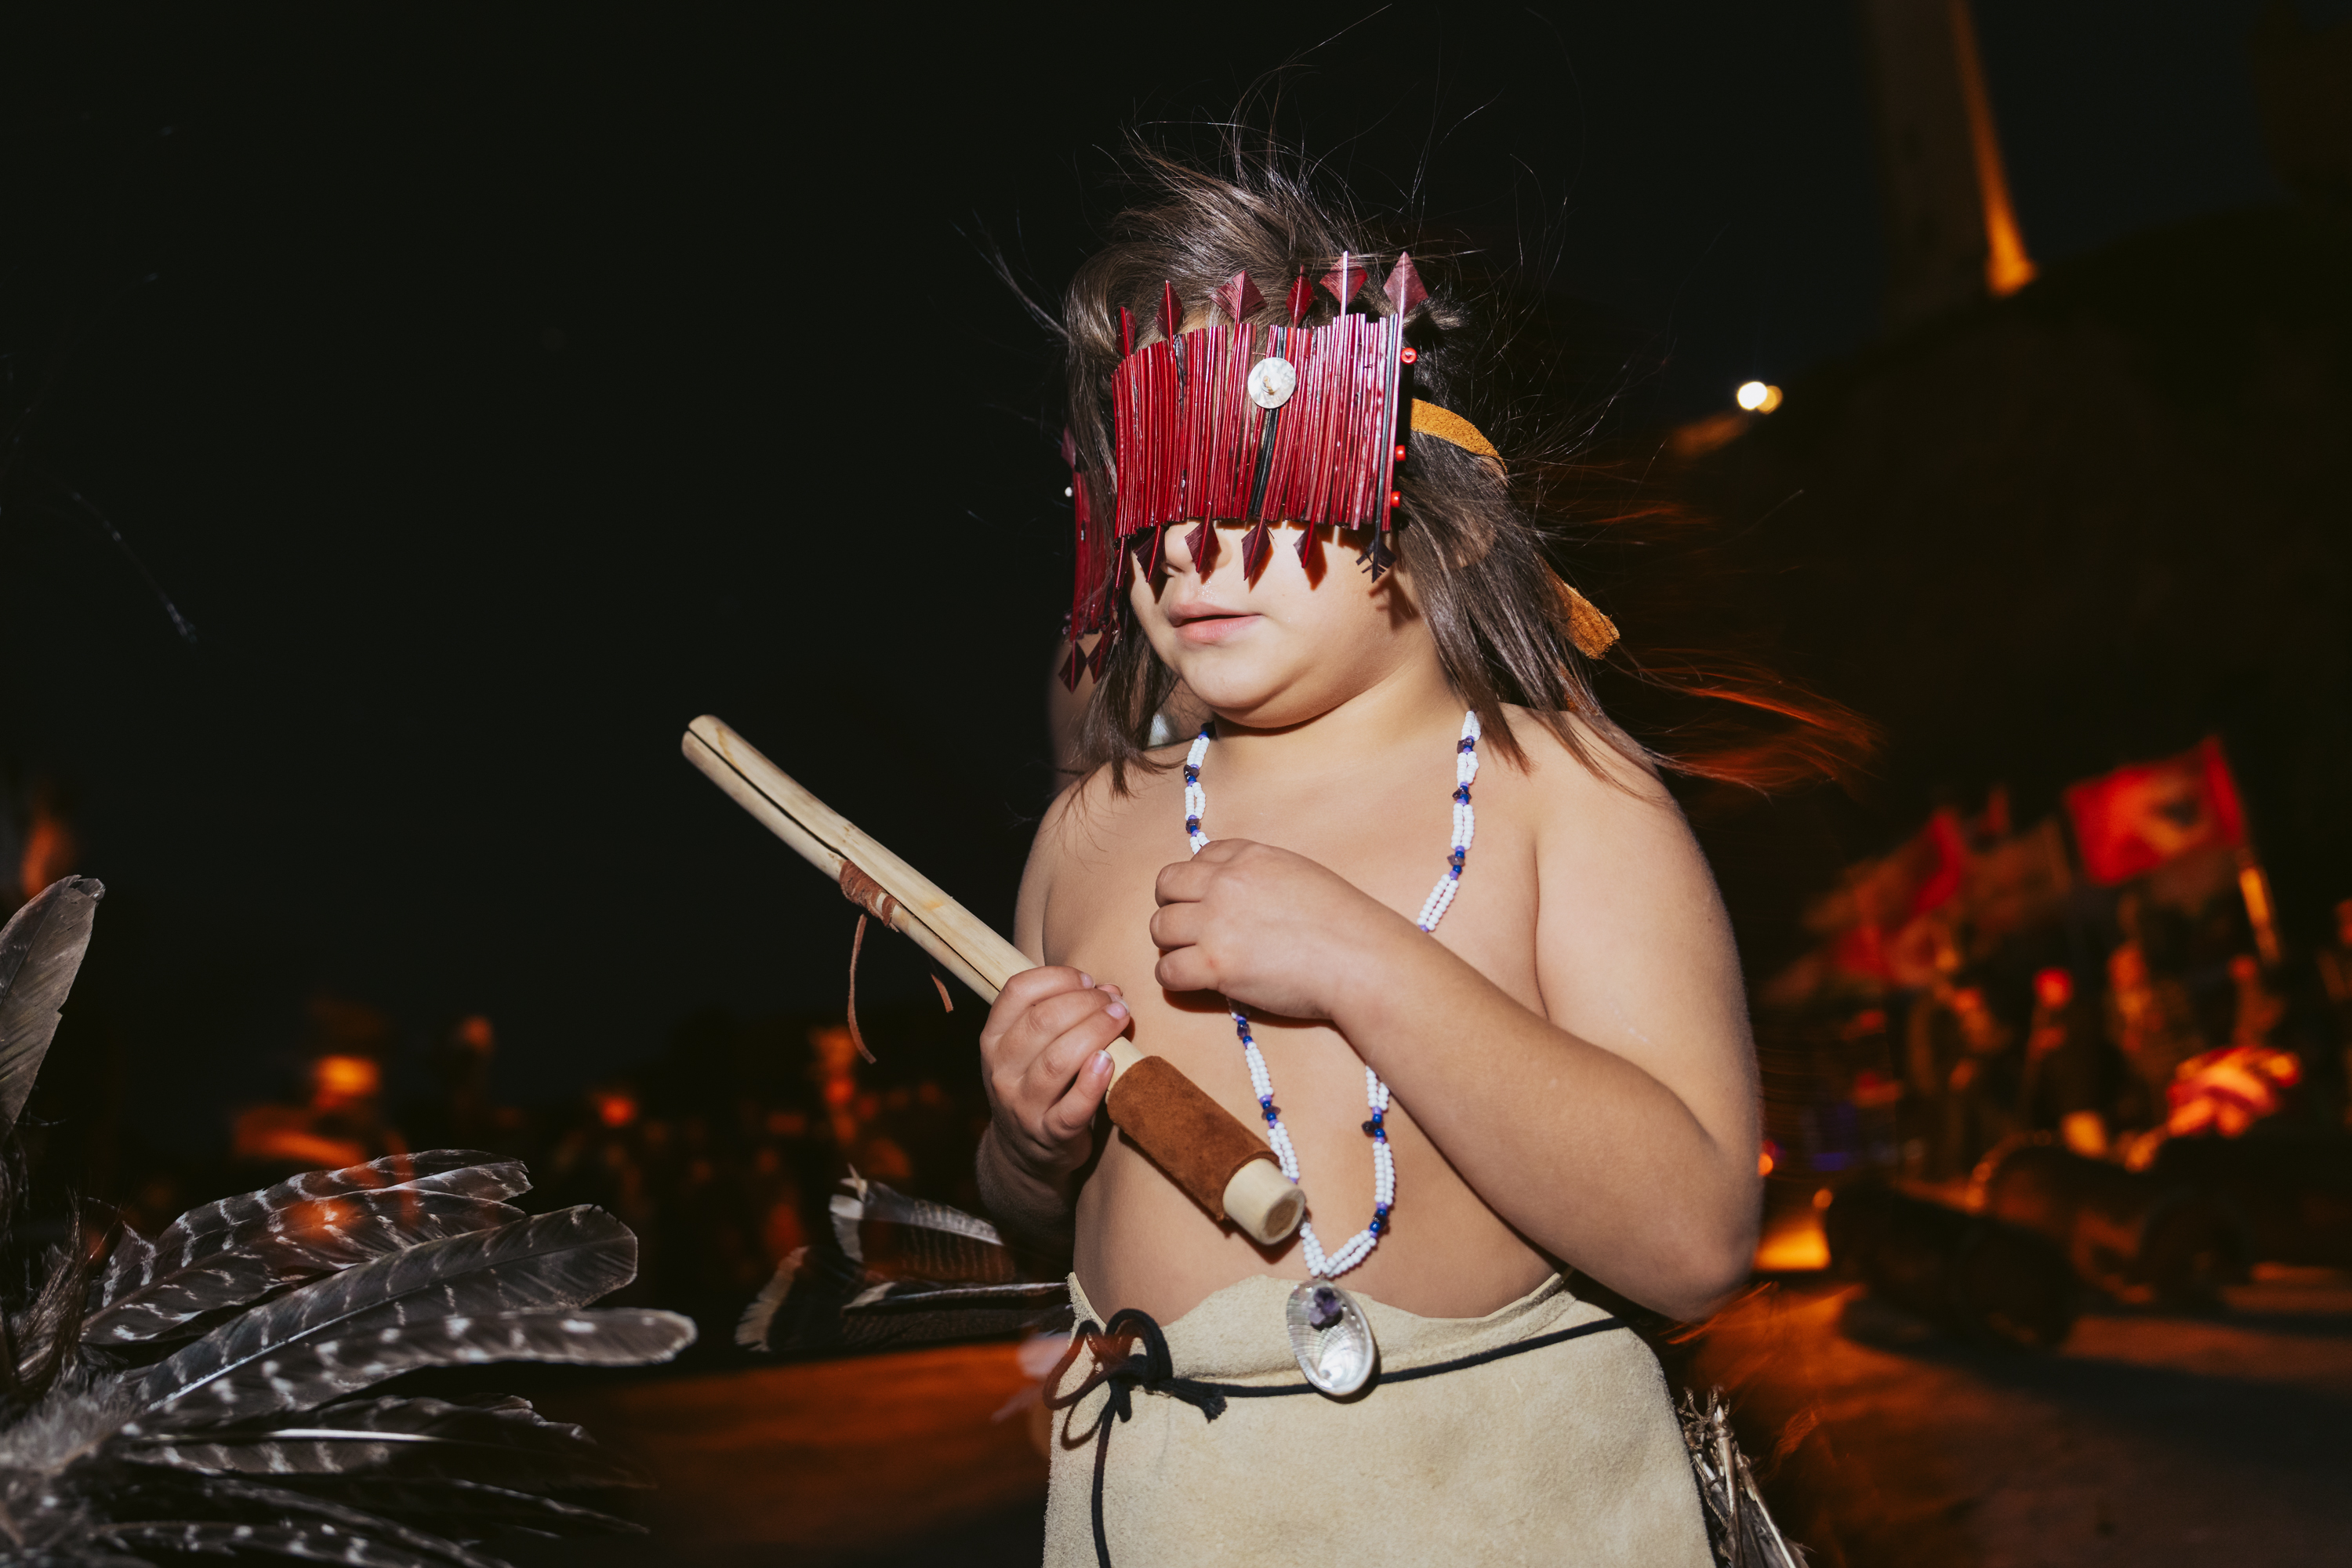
[1060,251,1437,688]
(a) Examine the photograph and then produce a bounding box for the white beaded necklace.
[1182,710,1481,1395]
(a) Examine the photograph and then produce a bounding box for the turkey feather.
[138,1207,640,1423]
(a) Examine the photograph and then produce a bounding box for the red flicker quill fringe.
[1083,261,1425,658]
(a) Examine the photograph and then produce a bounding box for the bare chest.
[1042,761,1546,1120]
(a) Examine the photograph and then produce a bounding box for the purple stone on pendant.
[1285,1279,1377,1396]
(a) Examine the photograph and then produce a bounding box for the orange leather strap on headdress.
[1409,399,1502,465]
[1407,403,1619,660]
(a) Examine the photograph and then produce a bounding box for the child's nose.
[1160,522,1202,575]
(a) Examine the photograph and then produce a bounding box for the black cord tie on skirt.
[1044,1303,1633,1568]
[1045,1308,1229,1568]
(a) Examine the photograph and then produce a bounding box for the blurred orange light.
[595,1091,638,1128]
[1951,0,2038,296]
[314,1054,379,1101]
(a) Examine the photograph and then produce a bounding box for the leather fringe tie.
[839,858,952,1063]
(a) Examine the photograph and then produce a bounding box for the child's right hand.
[978,967,1127,1184]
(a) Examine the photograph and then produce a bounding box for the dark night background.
[1,2,2343,1159]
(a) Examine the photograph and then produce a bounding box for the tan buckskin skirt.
[1043,1271,1712,1567]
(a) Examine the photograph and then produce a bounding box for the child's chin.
[1181,666,1281,713]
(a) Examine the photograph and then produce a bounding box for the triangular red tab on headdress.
[1286,267,1313,326]
[1214,270,1265,322]
[1160,281,1181,344]
[1383,252,1428,315]
[1060,638,1085,691]
[1134,524,1167,579]
[1119,306,1135,358]
[1319,252,1366,310]
[1240,520,1272,580]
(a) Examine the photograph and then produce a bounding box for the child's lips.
[1171,609,1259,644]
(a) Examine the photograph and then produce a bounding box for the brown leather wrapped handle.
[1105,1056,1301,1236]
[681,715,1306,1244]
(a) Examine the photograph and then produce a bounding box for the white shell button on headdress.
[1247,355,1298,410]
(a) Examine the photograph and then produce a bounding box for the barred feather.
[146,1153,528,1254]
[742,1178,1069,1356]
[86,1189,528,1347]
[147,1307,691,1431]
[264,1475,644,1537]
[100,1152,528,1308]
[100,1520,480,1568]
[0,877,103,1142]
[147,1474,513,1568]
[138,1207,654,1425]
[828,1174,1018,1283]
[120,1392,644,1487]
[829,1173,1007,1260]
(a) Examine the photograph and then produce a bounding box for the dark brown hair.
[1048,139,1874,797]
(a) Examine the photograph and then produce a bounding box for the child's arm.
[1149,742,1760,1319]
[974,790,1126,1250]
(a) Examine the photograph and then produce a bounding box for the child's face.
[1129,520,1428,728]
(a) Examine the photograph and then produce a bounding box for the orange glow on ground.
[1754,1206,1831,1272]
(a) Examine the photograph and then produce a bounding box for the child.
[980,151,1813,1566]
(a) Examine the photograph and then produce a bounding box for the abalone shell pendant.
[1285,1279,1377,1397]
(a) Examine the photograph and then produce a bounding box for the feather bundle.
[0,877,691,1564]
[137,1204,642,1425]
[0,1176,691,1566]
[738,1174,1069,1356]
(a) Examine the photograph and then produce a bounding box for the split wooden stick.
[682,715,1305,1246]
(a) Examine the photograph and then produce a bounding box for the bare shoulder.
[1033,748,1189,868]
[1492,705,1751,1101]
[1488,706,1683,840]
[1490,704,1739,982]
[1014,748,1189,956]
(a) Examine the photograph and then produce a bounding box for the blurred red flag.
[2062,737,2247,886]
[1824,808,1967,982]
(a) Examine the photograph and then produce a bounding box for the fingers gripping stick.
[681,715,1306,1245]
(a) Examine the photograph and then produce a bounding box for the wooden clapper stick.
[682,716,1307,1246]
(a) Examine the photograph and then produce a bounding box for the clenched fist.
[978,965,1130,1185]
[1149,838,1406,1019]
